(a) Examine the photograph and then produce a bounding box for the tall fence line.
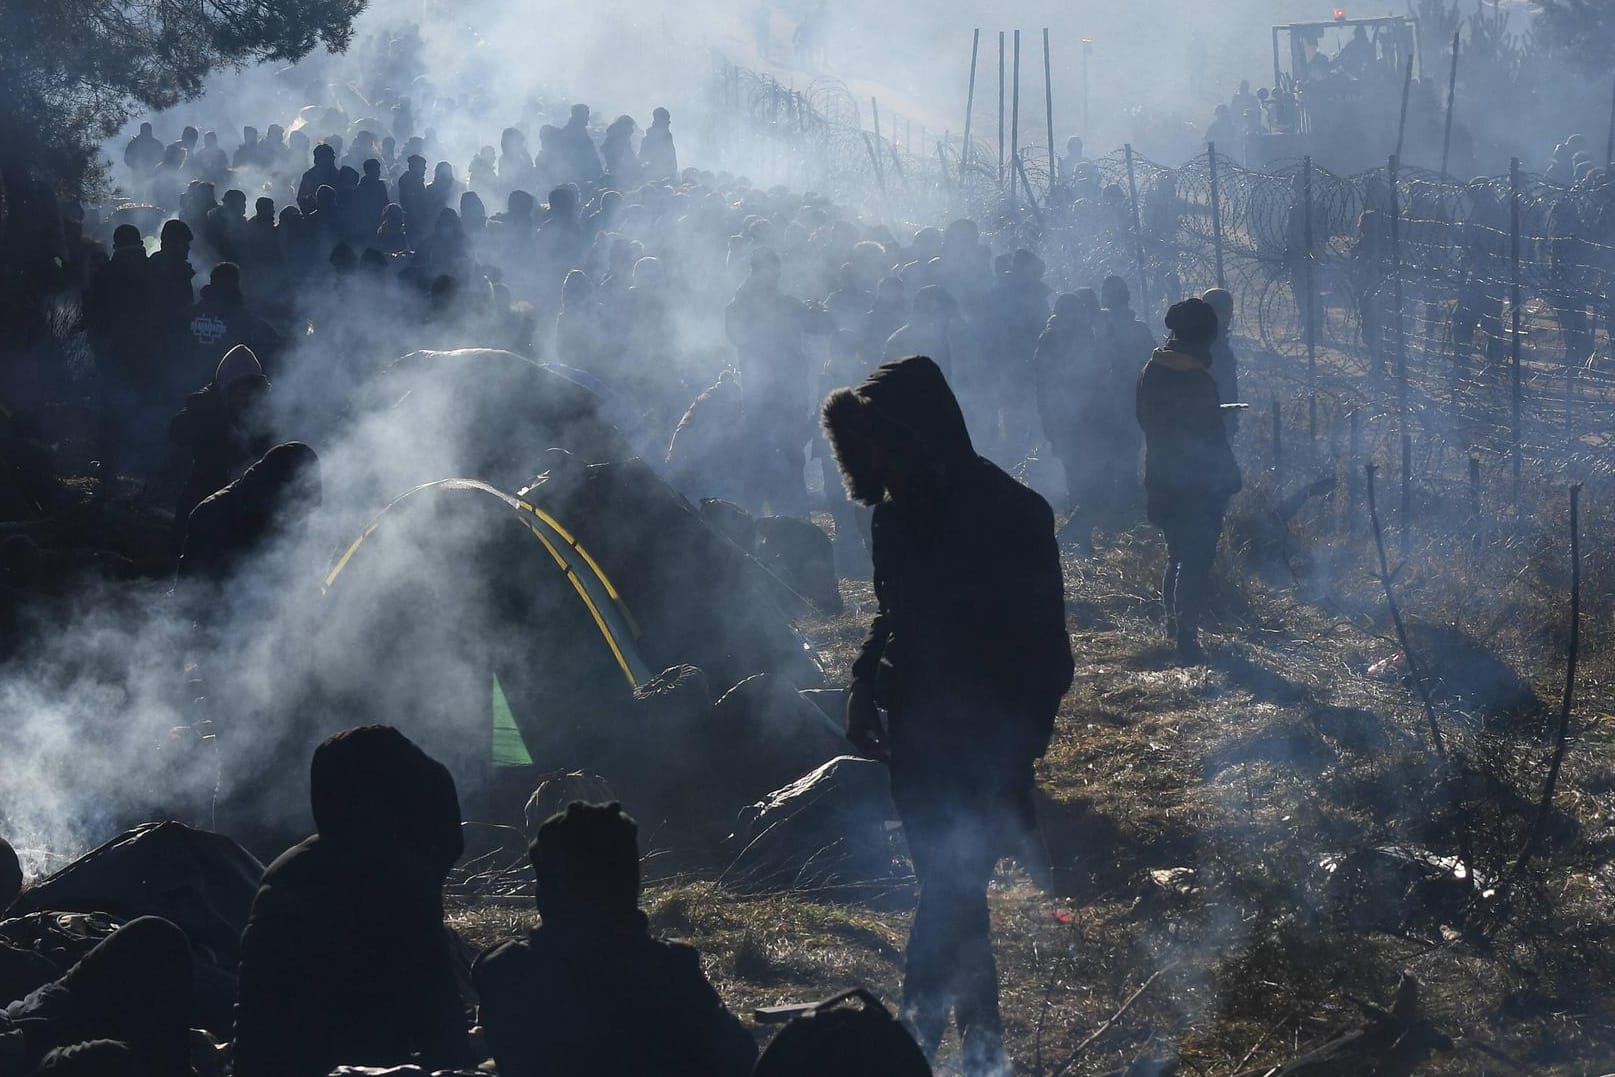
[708,57,1615,505]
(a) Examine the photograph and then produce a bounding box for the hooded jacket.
[473,911,756,1077]
[822,356,1072,756]
[1135,345,1242,521]
[233,726,471,1077]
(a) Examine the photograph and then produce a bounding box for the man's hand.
[845,682,889,763]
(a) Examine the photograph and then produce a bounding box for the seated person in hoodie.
[169,344,273,542]
[232,726,472,1077]
[473,802,756,1077]
[0,842,192,1077]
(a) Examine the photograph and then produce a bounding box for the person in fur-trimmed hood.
[821,355,1073,1076]
[1136,297,1243,661]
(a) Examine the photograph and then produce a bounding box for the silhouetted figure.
[1092,275,1153,528]
[640,108,679,182]
[123,122,163,175]
[297,143,340,215]
[186,262,284,380]
[178,441,320,585]
[233,726,472,1077]
[85,226,155,459]
[1033,289,1100,526]
[474,802,756,1077]
[1136,298,1242,661]
[883,284,956,376]
[498,127,535,195]
[559,104,603,185]
[726,246,807,513]
[170,344,274,537]
[600,115,639,187]
[753,990,932,1077]
[398,154,430,240]
[822,356,1072,1075]
[232,125,263,170]
[0,917,192,1077]
[192,131,229,186]
[353,158,390,240]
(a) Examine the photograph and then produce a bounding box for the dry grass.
[452,475,1615,1075]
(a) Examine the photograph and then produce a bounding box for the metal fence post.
[1389,153,1410,555]
[1125,144,1148,316]
[1303,155,1318,452]
[1510,156,1523,508]
[961,29,979,183]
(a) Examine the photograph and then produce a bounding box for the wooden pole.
[1389,153,1410,552]
[1124,144,1148,315]
[1511,482,1581,879]
[998,31,1006,191]
[1440,30,1460,180]
[1510,156,1523,506]
[1272,398,1284,480]
[1208,141,1226,289]
[1395,53,1414,161]
[862,132,885,193]
[1011,29,1022,209]
[1607,74,1615,170]
[962,29,980,182]
[1303,156,1318,449]
[1043,27,1056,196]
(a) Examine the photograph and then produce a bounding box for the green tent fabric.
[492,672,533,766]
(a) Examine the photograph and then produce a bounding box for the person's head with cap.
[1201,288,1234,337]
[1164,297,1219,360]
[531,801,641,928]
[112,225,143,253]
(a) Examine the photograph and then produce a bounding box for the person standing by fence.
[1137,298,1242,661]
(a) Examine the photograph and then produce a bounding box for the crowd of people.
[0,32,1257,1074]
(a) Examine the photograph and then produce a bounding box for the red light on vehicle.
[1333,8,1347,19]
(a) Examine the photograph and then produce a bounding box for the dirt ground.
[450,484,1615,1076]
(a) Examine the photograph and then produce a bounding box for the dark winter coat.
[232,729,471,1077]
[639,122,679,181]
[86,248,153,388]
[169,383,269,533]
[1135,346,1242,524]
[177,442,316,583]
[473,917,756,1077]
[1031,313,1093,450]
[823,356,1073,759]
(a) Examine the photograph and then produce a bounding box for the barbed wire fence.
[706,56,1615,531]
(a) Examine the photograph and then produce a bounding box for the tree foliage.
[0,0,367,193]
[1530,0,1615,73]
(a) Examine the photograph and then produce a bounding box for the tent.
[306,462,827,821]
[312,478,651,794]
